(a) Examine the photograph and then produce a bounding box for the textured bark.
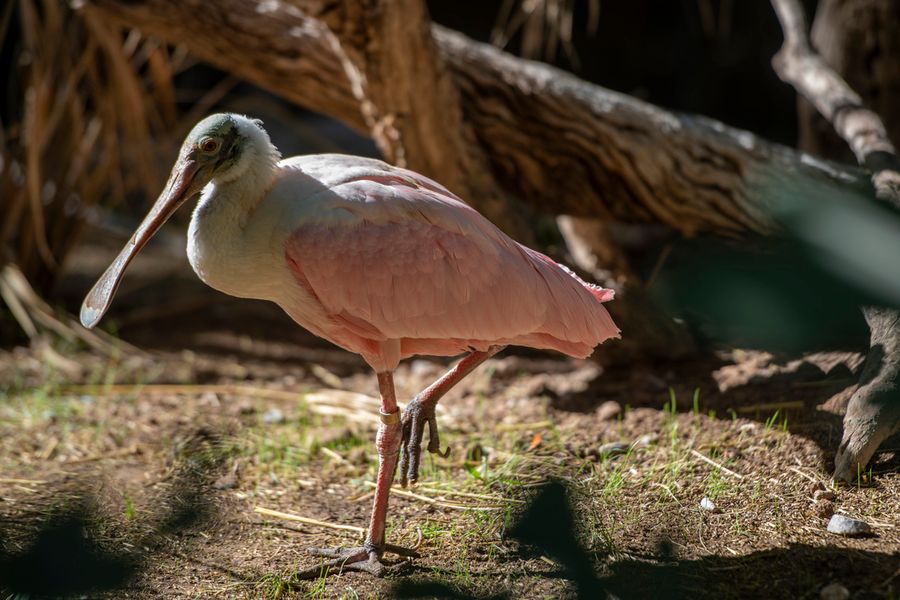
[79,0,869,237]
[308,0,532,241]
[771,0,900,481]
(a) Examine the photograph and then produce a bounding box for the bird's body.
[187,151,618,372]
[81,114,619,577]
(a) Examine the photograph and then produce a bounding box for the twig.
[495,420,553,432]
[361,482,502,511]
[689,449,745,480]
[253,506,365,534]
[309,364,343,389]
[319,446,350,465]
[64,444,140,464]
[0,478,47,485]
[348,490,375,503]
[736,400,803,413]
[0,274,37,337]
[787,465,821,485]
[413,486,526,505]
[1,265,137,356]
[649,482,683,506]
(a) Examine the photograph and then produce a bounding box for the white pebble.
[700,497,717,512]
[827,514,872,537]
[263,408,285,424]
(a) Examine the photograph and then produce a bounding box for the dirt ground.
[1,244,898,599]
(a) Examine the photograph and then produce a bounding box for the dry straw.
[1,0,181,293]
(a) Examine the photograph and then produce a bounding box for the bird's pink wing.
[284,171,617,357]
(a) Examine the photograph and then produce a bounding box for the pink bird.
[81,114,619,576]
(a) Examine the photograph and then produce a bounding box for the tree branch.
[310,0,533,240]
[80,0,870,237]
[771,0,900,206]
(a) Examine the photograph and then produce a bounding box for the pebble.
[213,474,239,490]
[596,401,622,421]
[700,497,717,512]
[813,489,836,503]
[263,408,286,424]
[815,500,835,519]
[819,582,849,600]
[827,514,872,537]
[597,442,630,457]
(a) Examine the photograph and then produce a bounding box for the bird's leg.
[301,371,419,578]
[399,345,506,486]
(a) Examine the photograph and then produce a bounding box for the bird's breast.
[186,186,286,302]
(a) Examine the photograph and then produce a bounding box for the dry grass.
[492,0,600,68]
[0,0,182,290]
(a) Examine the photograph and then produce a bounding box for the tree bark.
[80,0,869,236]
[771,0,900,481]
[297,0,534,241]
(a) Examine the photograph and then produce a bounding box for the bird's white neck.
[187,125,281,297]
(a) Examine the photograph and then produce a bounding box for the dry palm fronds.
[1,0,182,293]
[0,263,136,357]
[491,0,600,68]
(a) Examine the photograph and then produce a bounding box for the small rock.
[813,489,835,503]
[263,408,285,424]
[819,582,849,600]
[596,401,622,422]
[700,497,717,512]
[827,514,872,537]
[597,442,630,457]
[815,500,835,519]
[809,480,826,494]
[214,474,238,490]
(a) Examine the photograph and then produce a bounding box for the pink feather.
[283,163,619,372]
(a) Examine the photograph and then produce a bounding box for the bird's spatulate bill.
[80,158,200,329]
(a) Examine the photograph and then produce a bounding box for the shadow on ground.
[0,427,236,599]
[392,481,897,600]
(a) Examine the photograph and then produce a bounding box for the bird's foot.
[297,541,420,579]
[833,307,900,483]
[833,384,900,483]
[399,396,449,486]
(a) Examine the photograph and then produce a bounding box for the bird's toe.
[299,542,418,579]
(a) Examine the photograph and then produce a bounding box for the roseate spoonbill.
[80,114,619,576]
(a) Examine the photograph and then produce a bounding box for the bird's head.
[79,113,276,329]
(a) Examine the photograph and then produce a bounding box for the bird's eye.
[199,138,220,154]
